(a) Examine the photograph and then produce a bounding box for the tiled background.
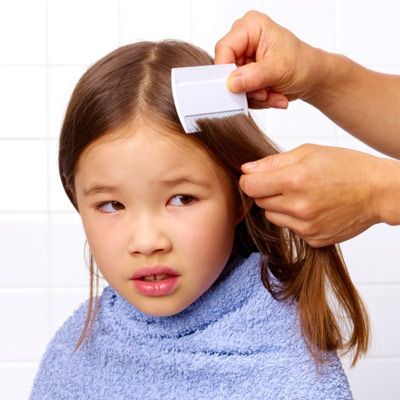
[0,0,399,399]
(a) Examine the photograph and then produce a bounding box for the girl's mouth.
[132,275,180,297]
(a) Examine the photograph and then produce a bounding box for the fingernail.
[242,161,257,171]
[227,74,243,93]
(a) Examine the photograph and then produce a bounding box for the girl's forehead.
[82,126,206,162]
[75,124,221,182]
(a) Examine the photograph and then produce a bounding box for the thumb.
[227,62,272,93]
[241,146,310,173]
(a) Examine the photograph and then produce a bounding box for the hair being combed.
[58,40,369,366]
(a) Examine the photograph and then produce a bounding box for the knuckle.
[298,143,309,151]
[214,36,231,52]
[306,239,317,248]
[231,17,243,30]
[286,165,310,191]
[292,200,312,219]
[295,224,307,238]
[307,238,324,248]
[244,10,263,20]
[266,153,279,169]
[254,198,265,209]
[286,172,303,191]
[297,222,318,239]
[245,10,258,17]
[242,10,269,27]
[263,210,276,224]
[214,40,223,52]
[298,143,316,152]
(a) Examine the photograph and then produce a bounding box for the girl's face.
[74,122,242,317]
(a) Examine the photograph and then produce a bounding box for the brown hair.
[59,40,369,366]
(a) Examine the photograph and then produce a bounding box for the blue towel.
[29,252,352,399]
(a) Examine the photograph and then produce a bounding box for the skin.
[239,143,400,247]
[214,10,400,247]
[73,121,243,317]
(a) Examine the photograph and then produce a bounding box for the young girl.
[29,40,369,399]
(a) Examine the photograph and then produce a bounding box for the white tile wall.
[0,215,49,287]
[120,0,192,43]
[0,67,47,139]
[268,100,338,138]
[265,0,336,51]
[0,141,47,211]
[344,358,400,400]
[0,364,39,400]
[50,289,91,336]
[341,221,400,284]
[0,0,46,65]
[358,285,400,357]
[0,1,399,399]
[0,291,50,361]
[191,0,265,56]
[47,0,120,65]
[49,214,88,287]
[48,66,87,138]
[337,0,400,67]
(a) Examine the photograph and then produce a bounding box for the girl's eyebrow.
[83,184,123,197]
[155,176,211,189]
[83,176,211,197]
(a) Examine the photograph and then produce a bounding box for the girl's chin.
[130,296,190,318]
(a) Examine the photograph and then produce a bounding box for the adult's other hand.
[239,144,400,247]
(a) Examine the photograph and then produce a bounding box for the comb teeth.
[171,64,249,134]
[185,110,245,133]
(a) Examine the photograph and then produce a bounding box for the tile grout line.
[45,0,53,344]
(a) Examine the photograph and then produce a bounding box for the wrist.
[301,47,352,107]
[372,158,400,226]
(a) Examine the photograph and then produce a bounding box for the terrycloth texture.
[29,252,352,400]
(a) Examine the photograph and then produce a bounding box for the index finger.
[239,166,291,198]
[241,145,312,173]
[214,26,258,65]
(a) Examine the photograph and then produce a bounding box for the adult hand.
[239,144,400,247]
[215,10,400,159]
[214,10,330,110]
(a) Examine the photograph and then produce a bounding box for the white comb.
[171,64,248,133]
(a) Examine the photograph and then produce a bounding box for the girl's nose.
[127,214,172,256]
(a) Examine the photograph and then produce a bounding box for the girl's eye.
[169,195,196,206]
[95,196,196,213]
[96,201,124,213]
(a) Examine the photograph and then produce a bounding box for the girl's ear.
[235,195,254,225]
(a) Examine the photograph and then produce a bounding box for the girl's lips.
[131,265,180,280]
[132,276,180,297]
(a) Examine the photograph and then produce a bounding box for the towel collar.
[99,252,262,339]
